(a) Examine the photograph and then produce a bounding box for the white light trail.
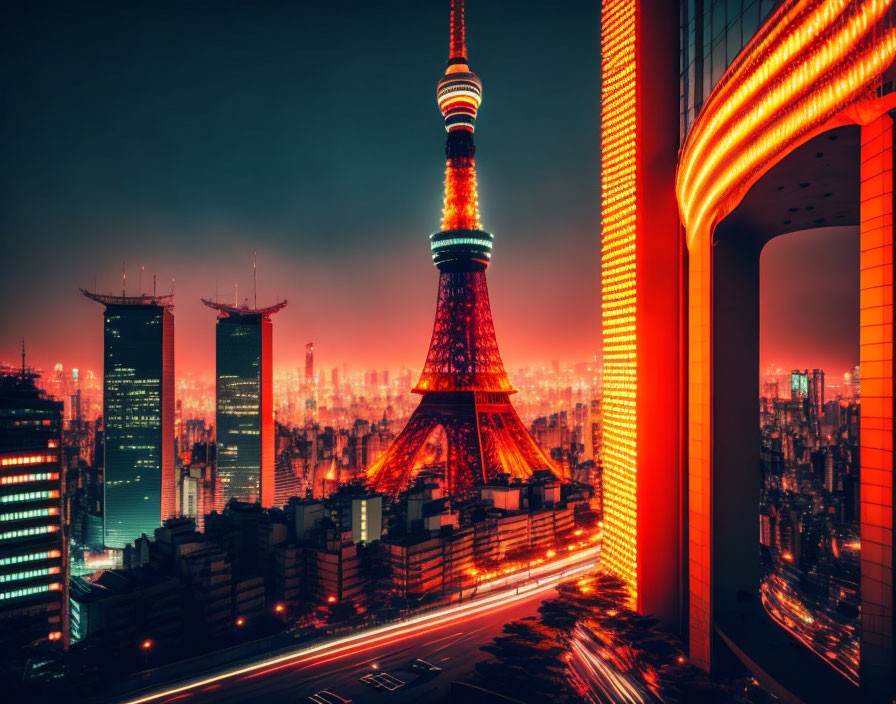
[119,553,600,704]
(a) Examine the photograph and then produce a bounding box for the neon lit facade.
[598,0,682,620]
[676,3,896,687]
[0,370,67,650]
[601,0,896,698]
[600,0,639,599]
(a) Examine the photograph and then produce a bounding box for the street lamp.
[235,616,246,627]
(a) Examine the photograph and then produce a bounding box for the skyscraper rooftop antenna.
[139,265,144,295]
[21,338,25,378]
[81,268,173,308]
[202,258,287,319]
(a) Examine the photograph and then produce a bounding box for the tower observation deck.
[367,0,559,497]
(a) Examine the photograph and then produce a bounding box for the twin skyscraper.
[81,287,287,549]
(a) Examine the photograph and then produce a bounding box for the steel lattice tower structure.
[367,0,558,497]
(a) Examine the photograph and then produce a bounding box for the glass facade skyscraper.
[83,291,175,548]
[216,315,270,506]
[204,298,283,509]
[679,0,778,139]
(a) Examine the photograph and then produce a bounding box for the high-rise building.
[790,369,809,402]
[304,342,314,385]
[0,365,67,657]
[598,0,681,623]
[600,1,896,700]
[82,289,175,549]
[202,297,286,508]
[366,0,557,497]
[810,369,825,411]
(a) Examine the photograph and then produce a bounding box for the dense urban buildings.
[600,1,896,701]
[760,369,861,683]
[82,290,175,549]
[366,0,557,498]
[0,363,68,675]
[8,0,896,702]
[202,297,286,509]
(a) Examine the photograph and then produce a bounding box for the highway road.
[120,558,598,704]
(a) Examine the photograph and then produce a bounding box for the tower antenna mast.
[253,251,257,309]
[450,0,467,59]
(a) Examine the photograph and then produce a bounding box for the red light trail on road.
[118,552,599,704]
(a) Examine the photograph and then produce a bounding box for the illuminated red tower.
[367,0,557,497]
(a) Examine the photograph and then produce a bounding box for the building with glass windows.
[203,298,286,509]
[82,290,175,549]
[0,365,67,666]
[600,1,896,701]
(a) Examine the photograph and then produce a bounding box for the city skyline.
[0,2,861,383]
[0,0,602,377]
[3,1,894,701]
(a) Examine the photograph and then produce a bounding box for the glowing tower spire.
[367,0,558,497]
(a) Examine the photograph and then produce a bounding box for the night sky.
[1,0,601,378]
[0,1,858,383]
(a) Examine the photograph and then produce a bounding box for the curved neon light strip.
[430,237,492,251]
[676,0,896,247]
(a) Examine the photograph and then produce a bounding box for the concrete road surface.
[132,586,554,704]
